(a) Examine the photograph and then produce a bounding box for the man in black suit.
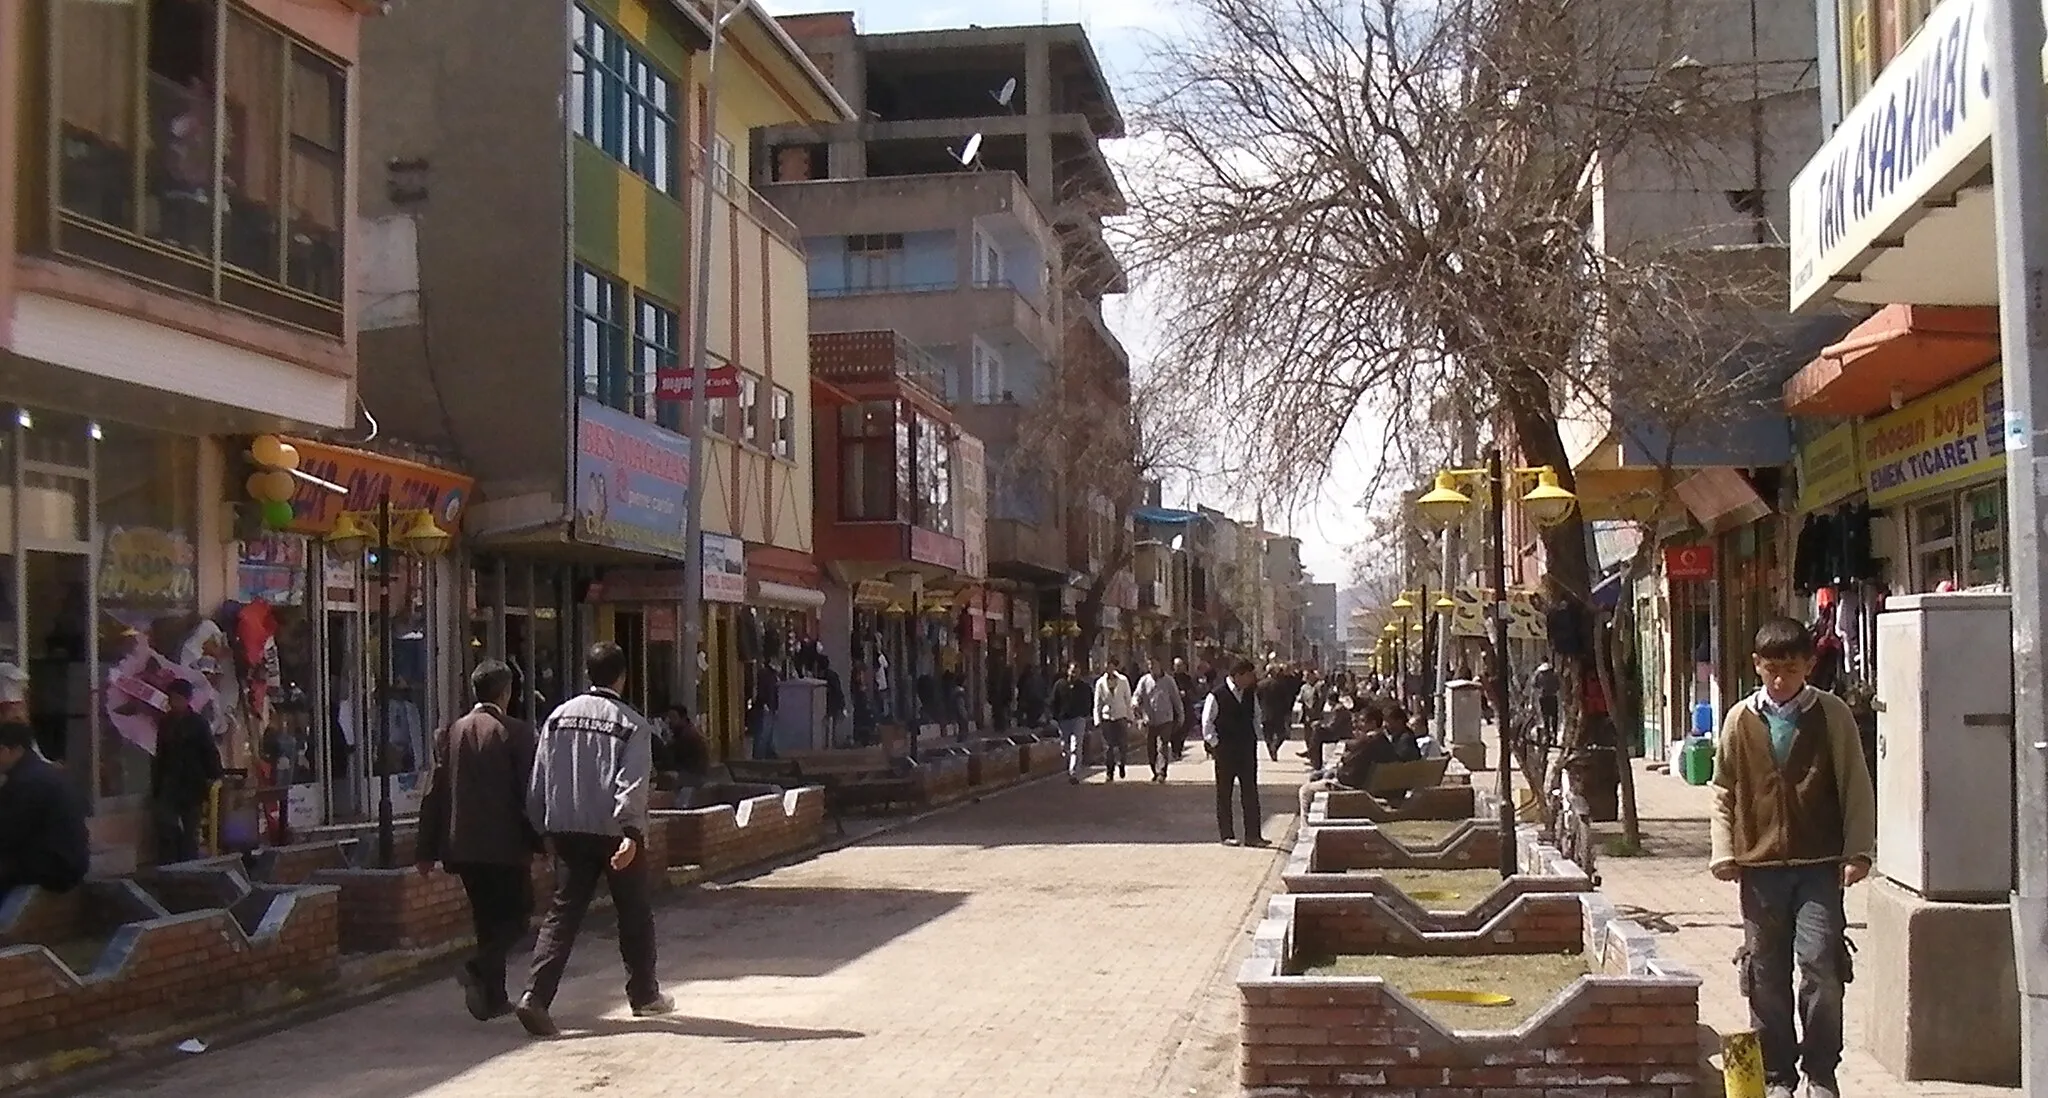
[417,660,541,1021]
[1201,660,1266,847]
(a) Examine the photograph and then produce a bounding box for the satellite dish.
[992,77,1018,108]
[957,133,983,167]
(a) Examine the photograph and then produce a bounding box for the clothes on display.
[1792,506,1879,593]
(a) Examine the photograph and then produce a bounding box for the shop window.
[1963,482,2008,588]
[572,264,631,412]
[839,401,895,521]
[95,425,202,799]
[914,413,953,533]
[50,0,349,335]
[1912,497,1957,590]
[771,385,795,460]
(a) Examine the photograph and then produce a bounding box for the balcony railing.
[811,281,958,299]
[696,165,800,251]
[972,275,1048,317]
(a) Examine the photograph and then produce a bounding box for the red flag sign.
[656,363,740,401]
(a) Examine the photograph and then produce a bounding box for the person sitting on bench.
[1297,700,1400,816]
[0,721,90,904]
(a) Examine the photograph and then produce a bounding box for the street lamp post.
[1416,453,1577,878]
[679,0,752,714]
[325,497,451,868]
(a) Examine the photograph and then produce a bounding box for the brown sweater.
[1708,689,1876,870]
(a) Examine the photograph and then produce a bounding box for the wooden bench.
[1365,756,1453,796]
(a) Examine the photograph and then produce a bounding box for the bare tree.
[1124,0,1812,824]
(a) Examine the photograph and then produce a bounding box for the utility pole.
[1987,0,2048,1090]
[679,0,750,712]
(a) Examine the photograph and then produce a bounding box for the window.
[738,372,761,448]
[970,339,1005,404]
[914,413,953,533]
[770,385,795,460]
[973,229,1005,286]
[634,295,680,424]
[572,265,630,412]
[846,233,905,292]
[571,4,677,196]
[50,0,350,334]
[838,401,895,520]
[711,133,737,194]
[708,358,733,437]
[1912,497,1957,591]
[1963,482,2008,588]
[1838,0,1878,108]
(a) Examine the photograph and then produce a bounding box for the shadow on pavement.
[558,1015,866,1043]
[861,768,1310,848]
[649,886,971,981]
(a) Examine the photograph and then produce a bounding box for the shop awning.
[1674,468,1769,534]
[1782,305,2000,418]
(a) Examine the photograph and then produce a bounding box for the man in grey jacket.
[515,642,671,1036]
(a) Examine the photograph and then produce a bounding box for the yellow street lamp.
[1390,591,1416,612]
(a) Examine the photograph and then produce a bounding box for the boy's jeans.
[1738,863,1849,1089]
[1058,718,1087,778]
[1100,719,1129,780]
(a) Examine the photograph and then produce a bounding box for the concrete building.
[355,0,851,758]
[1261,534,1307,661]
[1304,582,1340,668]
[0,0,410,864]
[1778,0,2023,1085]
[759,15,1132,677]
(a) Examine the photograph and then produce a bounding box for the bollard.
[1721,1029,1764,1098]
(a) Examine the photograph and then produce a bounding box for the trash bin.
[1692,701,1716,737]
[1679,736,1716,786]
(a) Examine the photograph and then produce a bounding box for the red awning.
[1782,305,2000,418]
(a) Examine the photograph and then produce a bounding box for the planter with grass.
[1285,817,1505,874]
[1239,845,1700,1096]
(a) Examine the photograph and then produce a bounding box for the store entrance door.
[23,550,93,782]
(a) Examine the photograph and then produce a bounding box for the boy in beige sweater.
[1709,617,1875,1098]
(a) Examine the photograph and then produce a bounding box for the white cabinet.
[1874,591,2014,900]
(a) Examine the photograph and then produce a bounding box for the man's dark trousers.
[1739,863,1848,1090]
[525,833,659,1010]
[1146,722,1175,780]
[1213,744,1262,842]
[1261,719,1287,762]
[449,862,533,1011]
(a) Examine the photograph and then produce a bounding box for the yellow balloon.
[250,434,300,471]
[246,469,295,503]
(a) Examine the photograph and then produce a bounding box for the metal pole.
[1435,526,1455,740]
[376,494,396,869]
[679,0,748,714]
[1489,447,1515,877]
[1986,0,2048,1089]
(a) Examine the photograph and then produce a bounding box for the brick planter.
[1016,736,1063,775]
[1291,820,1504,872]
[305,867,476,954]
[1281,833,1594,926]
[0,883,339,1079]
[911,755,973,805]
[1307,786,1478,826]
[655,787,827,876]
[1237,837,1700,1096]
[969,742,1023,787]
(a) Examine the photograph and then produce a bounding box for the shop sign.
[1860,364,2006,507]
[1796,423,1864,513]
[237,534,308,606]
[100,527,196,605]
[701,532,747,603]
[573,398,691,557]
[853,578,894,608]
[909,526,965,571]
[285,438,473,538]
[1664,544,1716,582]
[954,432,988,579]
[646,606,677,643]
[1012,598,1035,634]
[1787,0,1992,310]
[595,568,689,603]
[655,361,740,401]
[986,591,1008,626]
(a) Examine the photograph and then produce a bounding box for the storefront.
[245,437,471,839]
[1859,364,2009,594]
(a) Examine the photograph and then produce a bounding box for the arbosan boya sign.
[1787,0,2002,311]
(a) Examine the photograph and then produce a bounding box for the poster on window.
[701,532,747,603]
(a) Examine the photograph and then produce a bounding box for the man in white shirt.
[1092,658,1136,783]
[1133,657,1185,783]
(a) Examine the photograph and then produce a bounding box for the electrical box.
[1874,591,2014,900]
[772,678,827,752]
[1446,680,1483,745]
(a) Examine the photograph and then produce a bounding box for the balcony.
[810,330,949,405]
[702,167,801,255]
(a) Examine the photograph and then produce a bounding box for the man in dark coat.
[1201,660,1266,846]
[417,659,542,1021]
[150,680,222,864]
[0,721,89,903]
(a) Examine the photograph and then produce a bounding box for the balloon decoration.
[261,499,295,529]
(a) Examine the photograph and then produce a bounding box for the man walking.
[417,659,541,1022]
[1049,661,1092,784]
[1170,658,1198,761]
[517,642,672,1036]
[1255,663,1304,762]
[1202,660,1266,846]
[1134,657,1184,783]
[1093,658,1136,783]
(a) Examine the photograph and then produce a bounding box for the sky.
[761,0,1379,588]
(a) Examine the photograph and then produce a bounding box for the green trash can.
[1678,736,1715,786]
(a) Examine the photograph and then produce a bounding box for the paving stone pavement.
[1600,761,2016,1098]
[82,758,1301,1098]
